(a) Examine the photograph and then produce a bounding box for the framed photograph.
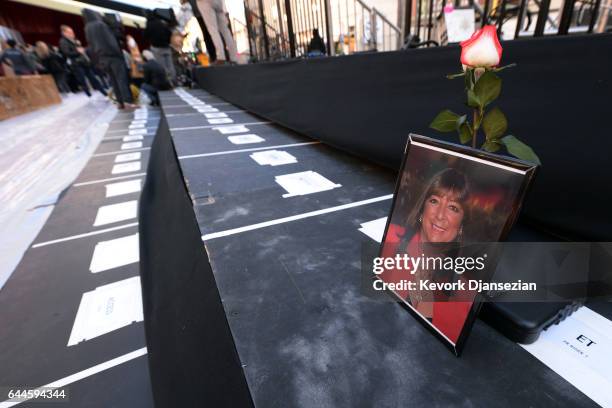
[376,134,538,355]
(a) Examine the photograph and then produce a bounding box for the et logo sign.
[576,334,596,347]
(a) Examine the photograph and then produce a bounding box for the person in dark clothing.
[307,29,327,56]
[34,41,70,93]
[0,39,35,75]
[140,50,172,106]
[144,11,175,84]
[59,25,107,96]
[85,47,110,90]
[82,9,136,109]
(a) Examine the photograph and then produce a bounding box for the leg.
[83,66,107,95]
[196,0,226,61]
[141,83,159,106]
[72,65,91,96]
[109,58,134,104]
[104,60,124,107]
[97,68,110,89]
[215,9,238,62]
[162,48,176,84]
[53,72,69,93]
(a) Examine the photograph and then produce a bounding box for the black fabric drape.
[139,115,253,408]
[194,34,612,241]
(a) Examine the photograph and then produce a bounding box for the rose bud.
[460,25,503,69]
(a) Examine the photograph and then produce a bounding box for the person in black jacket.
[59,25,107,97]
[307,29,327,56]
[82,9,135,109]
[0,39,35,75]
[140,50,172,106]
[144,11,176,84]
[34,41,70,93]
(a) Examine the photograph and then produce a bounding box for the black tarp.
[194,34,612,241]
[139,115,253,408]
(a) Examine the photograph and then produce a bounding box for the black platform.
[139,87,608,407]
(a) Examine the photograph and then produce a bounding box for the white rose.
[460,25,503,68]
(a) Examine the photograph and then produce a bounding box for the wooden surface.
[0,75,61,121]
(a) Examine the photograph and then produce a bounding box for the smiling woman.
[409,168,470,244]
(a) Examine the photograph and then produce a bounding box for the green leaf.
[501,135,541,165]
[482,107,508,140]
[474,71,502,107]
[430,110,460,132]
[467,90,481,109]
[482,140,502,152]
[459,123,473,144]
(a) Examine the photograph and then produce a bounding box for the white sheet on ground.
[0,94,117,290]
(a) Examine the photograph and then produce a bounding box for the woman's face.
[420,189,465,243]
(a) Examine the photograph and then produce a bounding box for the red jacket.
[379,224,473,343]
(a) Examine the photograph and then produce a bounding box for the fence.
[403,0,611,45]
[241,0,610,61]
[243,0,402,61]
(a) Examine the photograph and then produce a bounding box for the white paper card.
[105,179,142,198]
[129,128,148,135]
[358,217,388,243]
[250,150,297,166]
[93,200,138,226]
[215,125,249,134]
[521,307,612,407]
[89,233,139,273]
[227,134,265,145]
[275,171,342,198]
[208,118,233,124]
[112,161,141,174]
[67,276,143,346]
[115,152,141,163]
[123,135,143,142]
[121,142,143,150]
[205,112,228,119]
[444,8,476,43]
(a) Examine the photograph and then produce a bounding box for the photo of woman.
[377,135,537,353]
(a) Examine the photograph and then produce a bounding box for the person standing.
[59,25,107,97]
[195,0,238,64]
[0,39,35,75]
[144,11,176,83]
[82,9,136,109]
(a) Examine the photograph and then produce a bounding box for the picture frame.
[376,134,538,356]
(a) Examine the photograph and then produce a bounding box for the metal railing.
[242,0,402,60]
[403,0,610,45]
[373,7,402,51]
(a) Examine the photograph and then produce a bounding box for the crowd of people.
[0,8,194,110]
